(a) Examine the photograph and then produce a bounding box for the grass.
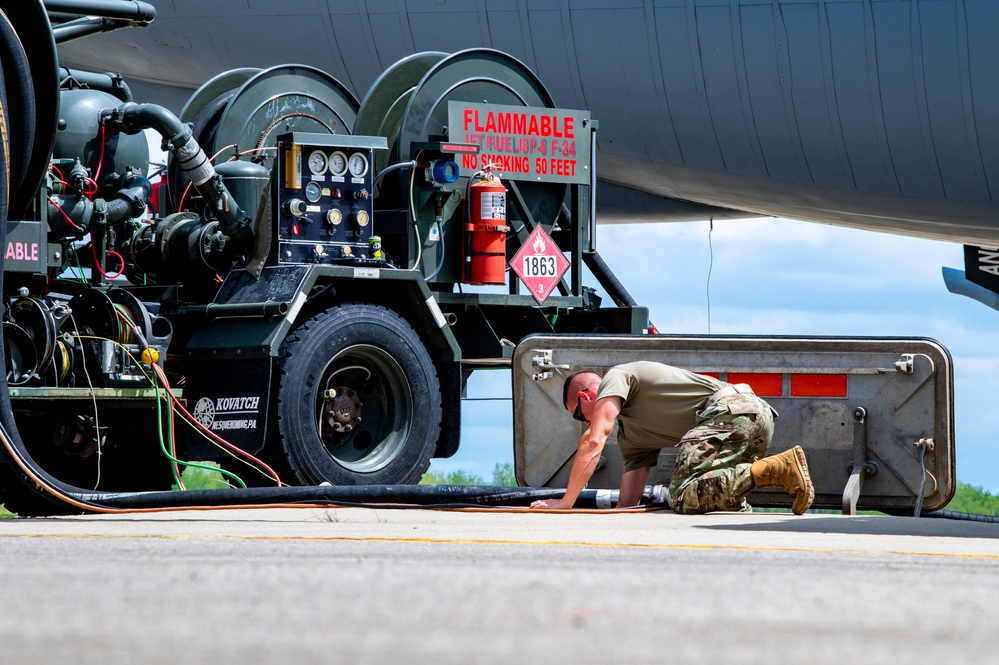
[171,462,232,491]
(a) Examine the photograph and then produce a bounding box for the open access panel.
[513,335,954,514]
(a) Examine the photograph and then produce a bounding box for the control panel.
[274,133,388,264]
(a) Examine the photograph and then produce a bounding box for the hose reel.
[169,64,360,213]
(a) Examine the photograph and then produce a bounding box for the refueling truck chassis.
[0,1,648,514]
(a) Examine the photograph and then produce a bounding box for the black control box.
[275,133,388,264]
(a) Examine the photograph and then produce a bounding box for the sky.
[432,216,999,495]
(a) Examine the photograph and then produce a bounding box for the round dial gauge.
[347,152,369,178]
[304,181,323,203]
[329,151,348,177]
[355,210,370,227]
[308,150,328,175]
[326,209,342,226]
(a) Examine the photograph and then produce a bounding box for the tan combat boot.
[751,446,814,515]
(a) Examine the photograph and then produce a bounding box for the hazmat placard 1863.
[448,101,592,185]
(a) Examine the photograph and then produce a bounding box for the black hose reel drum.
[356,48,568,232]
[0,0,59,219]
[170,64,360,213]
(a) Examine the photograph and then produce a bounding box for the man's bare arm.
[530,396,622,510]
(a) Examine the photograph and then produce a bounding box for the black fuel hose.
[923,510,999,524]
[0,8,35,206]
[89,484,615,510]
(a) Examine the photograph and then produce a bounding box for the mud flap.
[183,358,272,457]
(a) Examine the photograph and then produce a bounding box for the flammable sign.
[510,225,570,304]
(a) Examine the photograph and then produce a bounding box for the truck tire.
[276,303,442,486]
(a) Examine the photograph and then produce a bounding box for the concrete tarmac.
[1,507,998,664]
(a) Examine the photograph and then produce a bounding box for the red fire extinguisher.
[464,172,509,285]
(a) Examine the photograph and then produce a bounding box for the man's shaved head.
[562,372,602,410]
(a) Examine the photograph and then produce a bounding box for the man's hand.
[529,498,570,510]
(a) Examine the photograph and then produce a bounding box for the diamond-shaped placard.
[510,226,570,304]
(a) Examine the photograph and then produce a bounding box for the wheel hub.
[322,386,363,434]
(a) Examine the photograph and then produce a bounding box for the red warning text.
[449,101,591,185]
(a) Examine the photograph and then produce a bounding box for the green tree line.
[944,482,999,516]
[420,463,517,487]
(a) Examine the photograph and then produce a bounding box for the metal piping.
[582,250,638,308]
[59,67,133,102]
[205,301,291,320]
[557,202,638,308]
[52,16,132,43]
[43,0,156,23]
[103,172,152,224]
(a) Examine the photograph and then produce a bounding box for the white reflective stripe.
[425,296,446,328]
[285,291,307,325]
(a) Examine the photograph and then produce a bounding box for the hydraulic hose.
[88,484,621,510]
[923,510,999,524]
[103,102,253,247]
[373,160,416,187]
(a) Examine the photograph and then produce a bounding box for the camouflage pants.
[668,392,775,514]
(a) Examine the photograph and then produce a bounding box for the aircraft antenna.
[706,217,714,334]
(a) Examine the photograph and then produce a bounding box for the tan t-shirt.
[595,361,725,471]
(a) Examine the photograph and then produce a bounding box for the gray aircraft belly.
[56,0,999,245]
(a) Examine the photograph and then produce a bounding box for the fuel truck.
[0,1,956,517]
[0,0,652,515]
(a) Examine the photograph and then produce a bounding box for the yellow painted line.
[3,532,999,561]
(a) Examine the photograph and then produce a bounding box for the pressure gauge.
[308,150,328,176]
[348,152,369,178]
[326,209,342,226]
[329,151,348,177]
[355,210,370,227]
[305,181,323,203]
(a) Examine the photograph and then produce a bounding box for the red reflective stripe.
[791,374,848,397]
[728,373,782,397]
